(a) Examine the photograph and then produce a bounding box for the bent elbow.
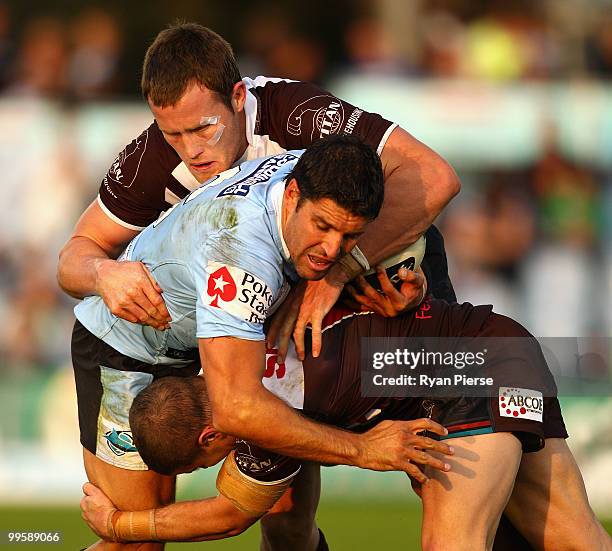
[56,245,79,297]
[56,244,68,285]
[211,412,238,436]
[229,506,261,536]
[225,517,257,538]
[211,397,254,437]
[439,159,461,203]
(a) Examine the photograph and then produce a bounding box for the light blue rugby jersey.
[75,151,301,365]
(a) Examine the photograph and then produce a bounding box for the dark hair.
[141,22,241,109]
[287,135,384,220]
[129,376,212,475]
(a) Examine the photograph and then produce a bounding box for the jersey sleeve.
[233,439,301,483]
[98,122,182,229]
[254,79,397,155]
[193,219,285,341]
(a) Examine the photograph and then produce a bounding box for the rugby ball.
[362,235,426,291]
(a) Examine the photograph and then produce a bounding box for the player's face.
[282,181,368,280]
[150,81,248,183]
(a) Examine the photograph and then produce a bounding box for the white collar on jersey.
[271,179,290,261]
[243,83,258,148]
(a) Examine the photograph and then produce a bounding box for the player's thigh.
[421,432,522,551]
[260,462,321,545]
[83,450,175,550]
[505,438,612,551]
[83,448,176,510]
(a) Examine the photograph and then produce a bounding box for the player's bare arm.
[359,126,459,264]
[200,337,453,478]
[81,482,258,543]
[58,200,170,330]
[281,128,458,359]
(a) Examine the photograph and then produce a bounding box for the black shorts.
[382,393,567,453]
[378,305,568,452]
[71,320,200,470]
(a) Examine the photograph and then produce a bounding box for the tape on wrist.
[216,450,293,517]
[337,246,370,281]
[106,508,118,542]
[113,509,157,542]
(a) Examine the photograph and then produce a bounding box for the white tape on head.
[199,115,226,146]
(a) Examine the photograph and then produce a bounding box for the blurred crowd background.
[0,0,611,514]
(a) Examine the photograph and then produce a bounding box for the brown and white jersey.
[234,299,495,486]
[97,76,396,230]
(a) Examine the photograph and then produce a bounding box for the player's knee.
[422,527,487,551]
[546,515,611,551]
[551,538,607,551]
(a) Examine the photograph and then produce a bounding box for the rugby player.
[56,22,459,355]
[80,297,611,550]
[60,22,460,550]
[72,137,453,551]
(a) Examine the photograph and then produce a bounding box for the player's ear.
[197,425,219,448]
[231,81,246,113]
[284,178,301,204]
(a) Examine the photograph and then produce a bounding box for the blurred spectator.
[441,174,536,318]
[462,16,527,81]
[0,101,86,371]
[344,16,406,76]
[238,8,291,77]
[1,252,75,370]
[586,9,612,78]
[444,175,536,274]
[238,8,325,82]
[265,35,325,83]
[420,10,466,78]
[9,17,68,99]
[417,2,562,80]
[520,123,602,337]
[0,3,13,91]
[530,123,601,248]
[67,8,123,100]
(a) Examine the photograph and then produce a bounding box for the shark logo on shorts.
[104,429,138,456]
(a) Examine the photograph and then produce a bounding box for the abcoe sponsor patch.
[499,387,543,422]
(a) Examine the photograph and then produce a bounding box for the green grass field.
[1,502,610,550]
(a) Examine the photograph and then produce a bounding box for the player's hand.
[94,259,171,330]
[266,281,306,363]
[80,482,117,541]
[293,273,345,360]
[357,419,453,484]
[345,267,426,317]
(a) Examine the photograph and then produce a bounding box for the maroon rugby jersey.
[98,76,396,230]
[230,299,493,484]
